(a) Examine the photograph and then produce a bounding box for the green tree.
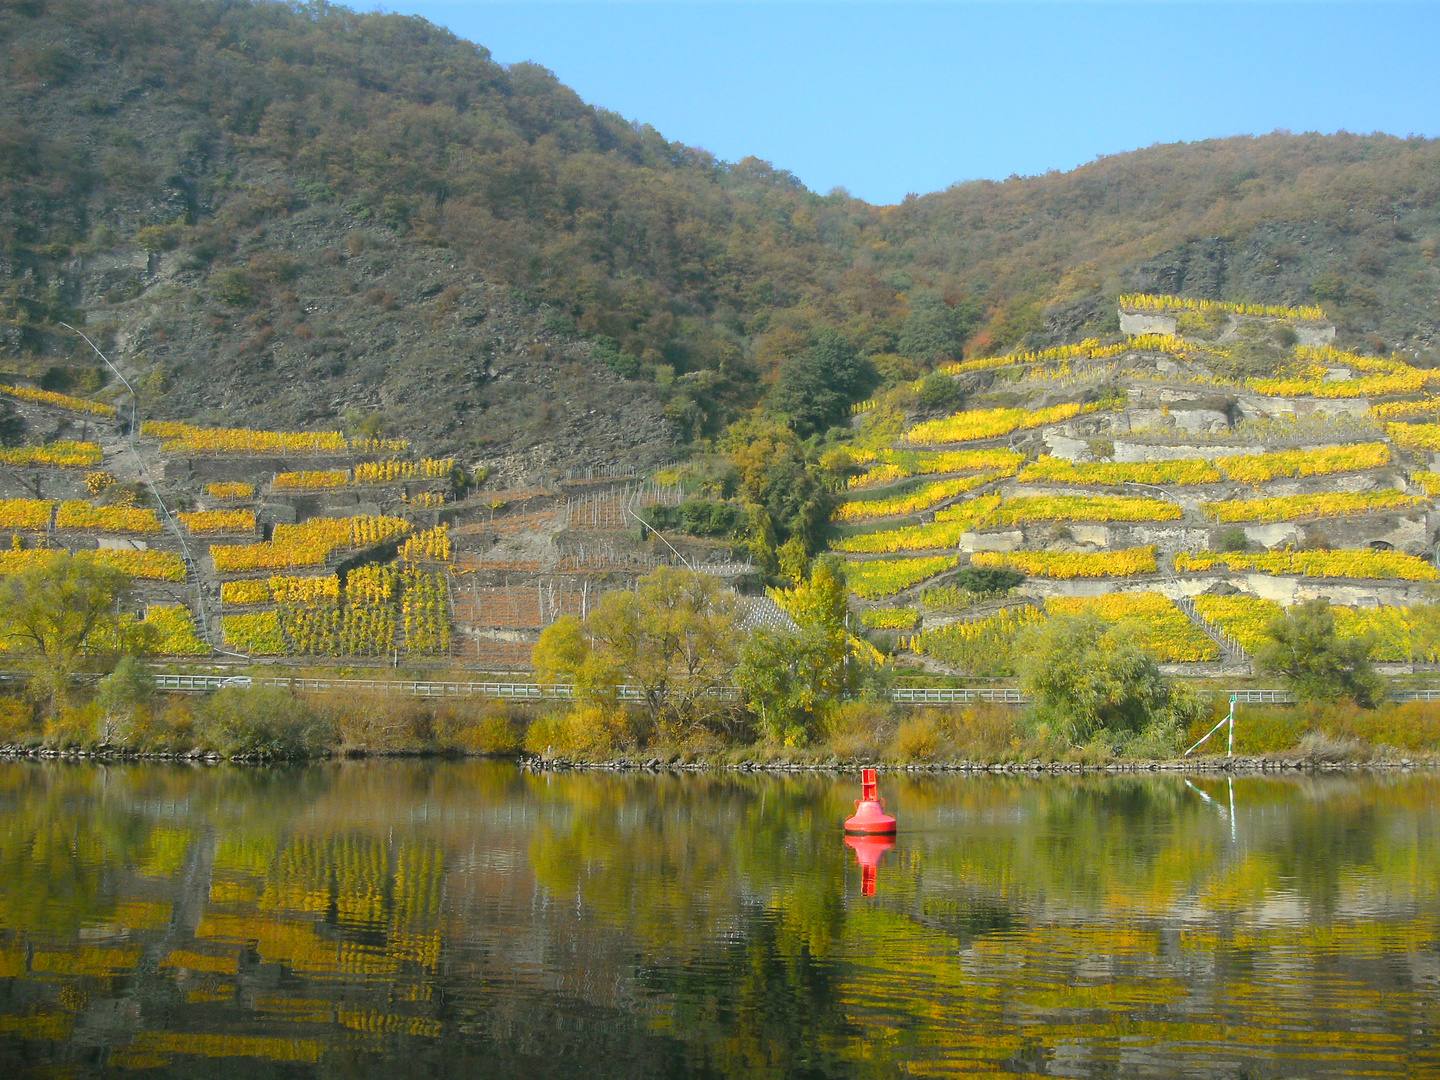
[767,329,878,437]
[1254,598,1385,706]
[736,557,861,744]
[898,290,978,363]
[532,567,743,737]
[1018,612,1199,747]
[0,553,135,709]
[955,566,1024,597]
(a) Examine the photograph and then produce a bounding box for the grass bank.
[2,684,1438,766]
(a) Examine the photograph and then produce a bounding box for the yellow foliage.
[211,516,409,572]
[206,482,255,499]
[400,524,451,562]
[972,546,1157,579]
[833,495,1001,554]
[142,421,349,455]
[1018,456,1219,486]
[1203,490,1423,523]
[1216,442,1389,483]
[834,473,1002,522]
[1119,293,1326,321]
[1387,422,1440,451]
[0,499,54,530]
[1046,592,1218,661]
[222,612,286,655]
[272,470,349,489]
[848,448,1024,489]
[991,494,1182,524]
[845,555,958,599]
[86,471,116,494]
[55,501,162,533]
[269,574,341,604]
[1175,548,1438,581]
[0,383,116,416]
[353,458,455,484]
[92,549,187,582]
[1411,471,1440,496]
[221,580,270,605]
[1370,398,1440,421]
[904,402,1087,445]
[859,608,920,630]
[179,510,255,534]
[0,441,102,468]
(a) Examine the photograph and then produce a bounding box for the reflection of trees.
[2,764,1440,1077]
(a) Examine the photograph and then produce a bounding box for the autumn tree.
[735,557,868,744]
[532,567,744,739]
[0,553,139,709]
[767,329,878,437]
[1254,598,1385,706]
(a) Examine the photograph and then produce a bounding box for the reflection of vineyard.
[4,767,1440,1077]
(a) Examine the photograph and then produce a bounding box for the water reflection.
[0,762,1437,1077]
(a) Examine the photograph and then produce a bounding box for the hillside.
[1,0,1439,486]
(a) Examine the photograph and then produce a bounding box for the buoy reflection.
[845,834,896,897]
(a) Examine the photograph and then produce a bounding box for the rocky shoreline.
[2,744,1431,773]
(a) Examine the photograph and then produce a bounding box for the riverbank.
[4,682,1440,767]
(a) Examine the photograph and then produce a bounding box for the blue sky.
[393,3,1440,205]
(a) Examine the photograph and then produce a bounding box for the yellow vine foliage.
[908,606,1044,672]
[1370,398,1440,421]
[400,525,451,562]
[905,402,1086,445]
[143,421,349,455]
[0,499,55,530]
[1019,456,1220,486]
[93,549,187,582]
[1175,548,1438,581]
[834,495,1001,554]
[211,516,410,572]
[847,448,1024,489]
[221,580,271,605]
[1119,293,1326,322]
[1411,471,1440,496]
[0,548,185,581]
[222,612,286,655]
[834,474,1002,522]
[140,605,210,656]
[353,459,456,484]
[1216,442,1389,484]
[85,471,116,494]
[1190,594,1439,663]
[1046,592,1219,662]
[179,510,255,534]
[55,501,161,533]
[845,555,958,599]
[972,546,1157,579]
[401,566,450,652]
[1247,350,1432,398]
[272,470,349,490]
[1386,422,1440,451]
[269,574,341,604]
[0,441,102,468]
[206,482,255,499]
[860,608,921,630]
[991,495,1182,525]
[1203,490,1423,523]
[0,383,116,416]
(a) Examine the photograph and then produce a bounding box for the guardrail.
[11,671,1440,708]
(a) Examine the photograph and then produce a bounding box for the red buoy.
[843,768,897,835]
[845,835,895,896]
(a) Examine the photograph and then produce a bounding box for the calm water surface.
[0,761,1437,1078]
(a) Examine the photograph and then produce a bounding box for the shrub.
[955,566,1024,596]
[192,686,334,758]
[1217,527,1249,552]
[0,696,37,744]
[890,714,944,761]
[523,705,635,758]
[916,371,961,408]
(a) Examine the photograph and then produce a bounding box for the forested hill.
[2,0,1438,474]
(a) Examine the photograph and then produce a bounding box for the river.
[0,761,1436,1077]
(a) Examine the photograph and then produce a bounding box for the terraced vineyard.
[833,296,1440,675]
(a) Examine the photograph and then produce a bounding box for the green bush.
[192,686,334,758]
